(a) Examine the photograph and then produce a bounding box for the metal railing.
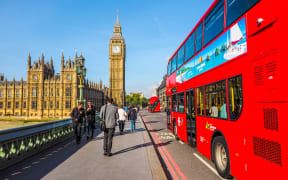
[0,113,101,170]
[0,119,73,170]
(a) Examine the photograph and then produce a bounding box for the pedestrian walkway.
[0,114,166,180]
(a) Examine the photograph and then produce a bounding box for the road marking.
[32,161,40,165]
[193,153,227,180]
[141,113,188,180]
[178,140,184,145]
[11,171,21,176]
[170,133,175,138]
[22,166,31,170]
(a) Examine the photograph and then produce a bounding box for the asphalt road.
[140,110,234,180]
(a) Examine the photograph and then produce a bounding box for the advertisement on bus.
[176,17,247,84]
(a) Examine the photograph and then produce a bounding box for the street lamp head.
[83,67,87,77]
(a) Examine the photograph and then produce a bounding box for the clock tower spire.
[109,11,126,106]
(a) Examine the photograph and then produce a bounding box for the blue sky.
[0,0,213,97]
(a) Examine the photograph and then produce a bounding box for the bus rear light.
[253,136,282,166]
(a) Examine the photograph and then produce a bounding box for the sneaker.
[104,152,108,156]
[108,153,112,157]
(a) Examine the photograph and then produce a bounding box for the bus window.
[204,0,224,46]
[197,87,204,116]
[178,92,185,113]
[171,55,177,73]
[185,32,195,62]
[172,94,177,112]
[196,21,203,53]
[226,0,260,28]
[228,75,243,121]
[205,80,227,119]
[177,46,185,69]
[168,61,171,76]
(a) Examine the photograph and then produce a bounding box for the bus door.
[167,96,171,129]
[186,89,196,147]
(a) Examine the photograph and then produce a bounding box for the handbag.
[100,105,107,131]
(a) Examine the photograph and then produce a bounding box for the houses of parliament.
[0,13,125,119]
[0,53,109,118]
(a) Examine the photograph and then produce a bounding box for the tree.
[221,44,227,52]
[125,94,148,107]
[140,97,148,107]
[215,47,220,57]
[206,55,211,61]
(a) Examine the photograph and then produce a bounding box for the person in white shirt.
[118,105,127,135]
[209,103,219,118]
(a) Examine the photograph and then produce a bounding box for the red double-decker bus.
[148,96,160,112]
[166,0,286,179]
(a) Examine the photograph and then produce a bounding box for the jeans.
[130,120,135,132]
[118,121,125,132]
[87,120,95,138]
[73,121,82,142]
[103,128,115,154]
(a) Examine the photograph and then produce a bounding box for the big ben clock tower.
[109,12,126,105]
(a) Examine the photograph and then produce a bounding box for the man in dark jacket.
[70,103,84,144]
[99,97,119,156]
[86,100,96,140]
[128,106,137,133]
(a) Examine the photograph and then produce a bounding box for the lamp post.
[120,92,123,106]
[76,54,87,108]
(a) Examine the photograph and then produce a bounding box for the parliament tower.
[109,13,126,105]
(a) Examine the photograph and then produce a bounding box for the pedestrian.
[118,105,127,135]
[209,102,218,118]
[128,105,137,133]
[86,100,96,141]
[123,106,128,112]
[70,103,84,145]
[100,97,119,156]
[127,105,131,121]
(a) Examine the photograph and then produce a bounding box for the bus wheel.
[212,136,233,179]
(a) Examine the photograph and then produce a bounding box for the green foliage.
[215,47,220,56]
[206,55,211,61]
[221,44,227,52]
[126,94,148,107]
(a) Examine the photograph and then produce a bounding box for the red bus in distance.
[166,0,286,179]
[148,96,160,113]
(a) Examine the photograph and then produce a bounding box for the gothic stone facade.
[0,53,108,118]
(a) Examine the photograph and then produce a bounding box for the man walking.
[70,103,84,145]
[86,100,96,141]
[128,105,137,133]
[100,97,119,156]
[118,105,127,135]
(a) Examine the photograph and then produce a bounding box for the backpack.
[130,109,137,120]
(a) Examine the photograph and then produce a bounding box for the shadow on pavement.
[112,142,153,156]
[148,128,164,132]
[146,120,160,123]
[93,128,146,141]
[155,141,172,147]
[0,128,102,180]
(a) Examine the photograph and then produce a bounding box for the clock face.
[112,45,120,54]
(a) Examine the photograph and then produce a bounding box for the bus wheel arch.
[211,131,233,179]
